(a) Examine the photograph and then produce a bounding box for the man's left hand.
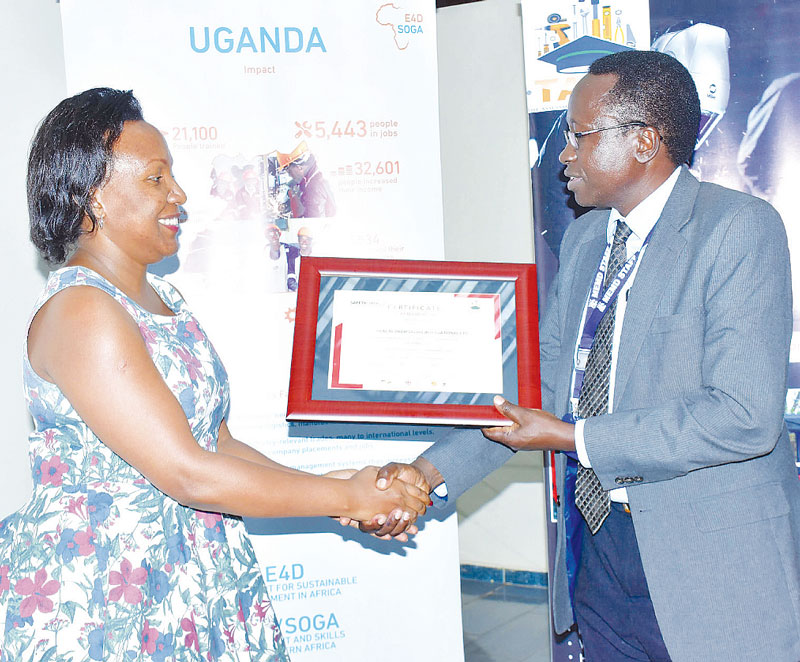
[482,395,576,452]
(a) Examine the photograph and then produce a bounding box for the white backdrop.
[59,1,462,659]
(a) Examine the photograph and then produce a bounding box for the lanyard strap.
[570,223,656,403]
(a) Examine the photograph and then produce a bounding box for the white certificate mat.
[328,290,503,393]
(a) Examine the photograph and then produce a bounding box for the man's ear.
[634,126,662,164]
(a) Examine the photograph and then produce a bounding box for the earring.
[97,216,105,230]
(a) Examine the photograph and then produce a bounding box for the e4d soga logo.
[376,4,425,51]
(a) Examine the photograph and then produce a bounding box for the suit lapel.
[557,224,608,411]
[613,167,700,405]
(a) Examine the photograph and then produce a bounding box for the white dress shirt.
[573,167,681,502]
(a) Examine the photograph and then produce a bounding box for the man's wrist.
[411,456,443,493]
[557,419,577,452]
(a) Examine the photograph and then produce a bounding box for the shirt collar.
[607,166,681,242]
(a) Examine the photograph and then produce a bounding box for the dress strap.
[147,272,188,315]
[29,267,186,336]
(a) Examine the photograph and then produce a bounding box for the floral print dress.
[0,267,288,661]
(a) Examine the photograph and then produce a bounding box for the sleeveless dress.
[0,267,289,662]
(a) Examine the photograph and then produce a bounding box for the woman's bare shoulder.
[28,284,143,382]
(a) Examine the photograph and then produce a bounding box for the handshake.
[324,397,575,542]
[327,457,444,543]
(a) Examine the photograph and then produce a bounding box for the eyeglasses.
[563,122,647,149]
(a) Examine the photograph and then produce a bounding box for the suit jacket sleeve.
[420,254,566,503]
[584,191,792,488]
[420,425,514,504]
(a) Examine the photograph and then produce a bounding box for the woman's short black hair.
[589,50,701,167]
[27,88,143,264]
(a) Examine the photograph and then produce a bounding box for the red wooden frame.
[286,256,541,426]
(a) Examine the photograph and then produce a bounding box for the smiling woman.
[0,88,429,661]
[78,121,188,281]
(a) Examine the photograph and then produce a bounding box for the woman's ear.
[86,191,106,231]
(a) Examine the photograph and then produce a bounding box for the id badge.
[576,348,590,371]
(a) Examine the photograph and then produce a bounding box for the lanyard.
[570,223,656,403]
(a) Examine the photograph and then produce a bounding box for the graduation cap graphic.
[538,35,632,74]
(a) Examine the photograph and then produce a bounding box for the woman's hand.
[343,466,428,525]
[482,396,576,452]
[324,469,357,480]
[328,468,419,541]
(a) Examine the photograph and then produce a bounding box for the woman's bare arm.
[27,286,427,522]
[216,421,308,475]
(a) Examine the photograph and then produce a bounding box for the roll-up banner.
[60,2,463,660]
[521,0,800,659]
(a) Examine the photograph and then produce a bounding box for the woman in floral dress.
[0,88,427,661]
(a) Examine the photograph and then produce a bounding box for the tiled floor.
[461,578,551,662]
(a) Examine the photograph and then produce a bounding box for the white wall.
[437,0,546,574]
[0,0,65,517]
[438,0,534,264]
[0,0,547,574]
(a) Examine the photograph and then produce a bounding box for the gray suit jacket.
[423,168,800,661]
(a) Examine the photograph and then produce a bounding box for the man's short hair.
[588,50,700,166]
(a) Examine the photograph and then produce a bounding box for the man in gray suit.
[367,51,800,660]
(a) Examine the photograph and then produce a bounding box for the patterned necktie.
[574,219,632,534]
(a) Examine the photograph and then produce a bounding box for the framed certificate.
[286,257,540,426]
